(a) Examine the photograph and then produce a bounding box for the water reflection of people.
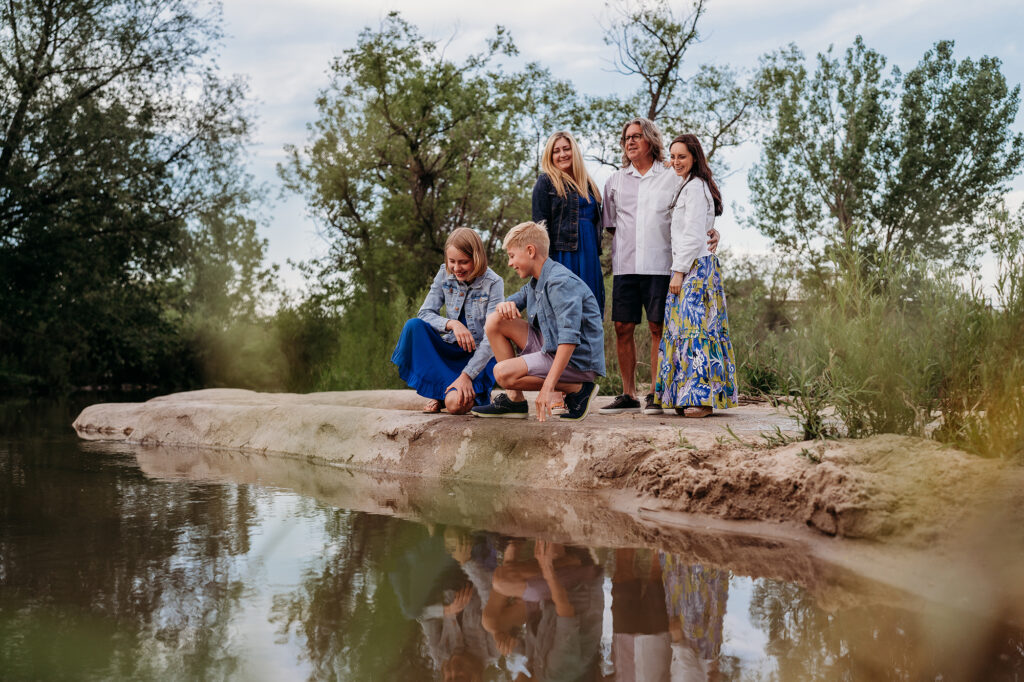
[482,539,604,681]
[611,548,672,681]
[388,525,501,680]
[660,554,729,681]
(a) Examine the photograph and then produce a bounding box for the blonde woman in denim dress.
[531,131,605,317]
[391,228,504,414]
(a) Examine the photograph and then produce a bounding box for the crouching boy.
[472,221,605,422]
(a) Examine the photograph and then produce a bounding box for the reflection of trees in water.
[0,432,255,679]
[748,579,835,678]
[269,512,432,681]
[748,578,932,678]
[747,577,1024,680]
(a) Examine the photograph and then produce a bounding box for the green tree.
[579,0,763,170]
[0,0,263,391]
[280,12,573,313]
[749,37,1024,267]
[179,203,284,390]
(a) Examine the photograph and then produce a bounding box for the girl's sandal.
[683,406,713,418]
[422,399,442,414]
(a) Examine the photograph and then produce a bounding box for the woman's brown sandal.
[422,399,442,413]
[675,406,712,418]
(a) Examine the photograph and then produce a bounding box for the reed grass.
[724,222,1024,461]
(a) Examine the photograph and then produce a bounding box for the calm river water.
[1,398,1022,681]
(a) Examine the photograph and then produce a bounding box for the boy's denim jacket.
[531,173,603,253]
[507,259,605,375]
[418,265,504,380]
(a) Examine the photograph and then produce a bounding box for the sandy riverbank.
[73,388,1024,549]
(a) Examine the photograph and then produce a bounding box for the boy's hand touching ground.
[535,384,556,422]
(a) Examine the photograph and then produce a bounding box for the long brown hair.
[540,131,601,202]
[670,134,723,216]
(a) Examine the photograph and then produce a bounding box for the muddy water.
[1,400,1022,680]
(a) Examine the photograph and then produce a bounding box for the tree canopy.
[749,37,1024,267]
[0,0,266,390]
[577,0,763,170]
[280,12,576,310]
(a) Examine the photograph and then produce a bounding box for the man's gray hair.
[619,117,665,168]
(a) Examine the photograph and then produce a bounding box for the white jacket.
[669,176,715,275]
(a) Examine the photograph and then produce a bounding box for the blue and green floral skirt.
[654,255,738,409]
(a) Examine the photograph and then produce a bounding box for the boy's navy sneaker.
[598,393,640,414]
[643,393,664,415]
[560,382,599,421]
[471,393,528,419]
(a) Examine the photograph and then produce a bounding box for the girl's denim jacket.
[417,265,504,380]
[531,173,603,253]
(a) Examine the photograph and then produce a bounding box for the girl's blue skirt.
[391,318,496,405]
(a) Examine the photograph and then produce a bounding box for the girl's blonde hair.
[444,227,487,280]
[540,131,602,202]
[503,221,549,259]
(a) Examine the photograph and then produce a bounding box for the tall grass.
[312,294,416,392]
[723,222,1024,461]
[933,219,1024,459]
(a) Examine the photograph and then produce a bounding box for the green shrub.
[743,224,1024,460]
[313,294,418,392]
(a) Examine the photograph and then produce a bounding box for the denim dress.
[551,195,605,317]
[531,173,606,317]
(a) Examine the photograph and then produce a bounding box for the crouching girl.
[391,228,505,414]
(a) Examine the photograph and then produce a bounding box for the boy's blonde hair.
[503,221,549,259]
[444,227,488,280]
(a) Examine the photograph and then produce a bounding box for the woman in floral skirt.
[653,134,738,417]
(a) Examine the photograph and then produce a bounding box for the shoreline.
[73,387,1024,617]
[72,388,1024,542]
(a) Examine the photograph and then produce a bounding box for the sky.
[214,0,1024,292]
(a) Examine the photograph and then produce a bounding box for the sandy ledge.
[73,388,1024,622]
[73,388,1024,549]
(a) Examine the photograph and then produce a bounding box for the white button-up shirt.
[602,161,681,275]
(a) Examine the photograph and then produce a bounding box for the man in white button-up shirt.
[599,118,719,416]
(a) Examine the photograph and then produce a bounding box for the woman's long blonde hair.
[540,131,601,202]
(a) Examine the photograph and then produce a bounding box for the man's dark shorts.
[611,274,670,324]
